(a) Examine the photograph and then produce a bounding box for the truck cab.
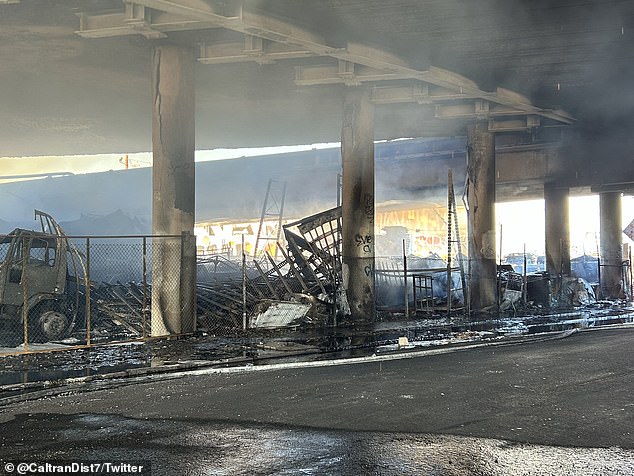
[0,211,83,343]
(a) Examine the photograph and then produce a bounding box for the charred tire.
[29,301,70,343]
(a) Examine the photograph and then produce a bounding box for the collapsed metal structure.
[62,207,345,340]
[197,206,344,331]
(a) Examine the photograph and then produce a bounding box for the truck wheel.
[38,310,69,341]
[29,302,70,342]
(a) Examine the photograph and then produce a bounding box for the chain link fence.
[0,228,339,355]
[1,227,630,356]
[0,233,186,354]
[375,255,466,316]
[0,207,482,356]
[372,254,615,318]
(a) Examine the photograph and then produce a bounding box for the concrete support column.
[151,44,196,336]
[466,121,497,311]
[544,183,571,283]
[341,88,375,321]
[599,192,623,298]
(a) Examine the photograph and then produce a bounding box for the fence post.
[86,237,91,347]
[22,238,29,352]
[242,233,247,331]
[181,231,197,333]
[628,250,634,302]
[403,239,409,317]
[142,236,147,338]
[467,257,472,320]
[597,257,602,300]
[522,244,528,306]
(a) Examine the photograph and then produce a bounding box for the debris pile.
[89,282,148,339]
[198,207,344,331]
[4,208,629,347]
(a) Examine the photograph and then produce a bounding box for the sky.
[496,196,634,257]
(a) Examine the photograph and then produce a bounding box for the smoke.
[0,138,466,234]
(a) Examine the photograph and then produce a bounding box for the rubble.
[2,208,631,349]
[251,301,312,329]
[82,207,629,339]
[556,277,596,307]
[89,282,147,339]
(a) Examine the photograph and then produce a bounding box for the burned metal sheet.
[251,301,312,329]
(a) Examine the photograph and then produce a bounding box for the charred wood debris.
[89,207,344,338]
[86,207,617,340]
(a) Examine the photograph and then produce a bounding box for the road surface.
[1,327,633,475]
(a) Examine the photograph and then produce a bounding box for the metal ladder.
[446,169,468,317]
[254,179,287,259]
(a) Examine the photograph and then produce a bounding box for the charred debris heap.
[1,208,622,348]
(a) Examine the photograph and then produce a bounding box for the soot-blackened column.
[341,88,376,321]
[599,192,624,298]
[151,44,196,336]
[544,182,571,285]
[466,121,497,312]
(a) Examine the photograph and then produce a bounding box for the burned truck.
[0,210,84,344]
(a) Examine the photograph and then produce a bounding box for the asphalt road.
[1,327,633,475]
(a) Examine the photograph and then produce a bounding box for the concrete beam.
[495,146,556,183]
[199,36,317,65]
[294,62,414,86]
[77,2,574,125]
[591,182,634,195]
[341,88,376,322]
[134,0,241,28]
[371,84,479,105]
[436,103,543,131]
[151,44,196,336]
[488,116,540,132]
[467,120,497,312]
[76,6,220,39]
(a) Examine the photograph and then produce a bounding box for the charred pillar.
[544,183,571,285]
[466,121,496,311]
[599,192,623,298]
[341,88,375,321]
[151,44,196,336]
